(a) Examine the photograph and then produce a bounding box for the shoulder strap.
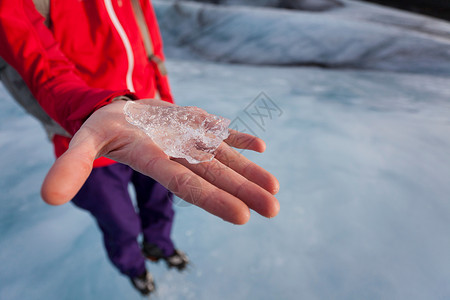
[131,0,154,58]
[33,0,50,27]
[131,0,168,76]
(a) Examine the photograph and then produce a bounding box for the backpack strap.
[33,0,50,27]
[131,0,168,76]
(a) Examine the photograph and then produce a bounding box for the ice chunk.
[123,101,230,164]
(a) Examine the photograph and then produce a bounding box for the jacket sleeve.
[143,0,173,103]
[0,0,134,135]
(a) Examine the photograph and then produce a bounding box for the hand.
[41,99,280,224]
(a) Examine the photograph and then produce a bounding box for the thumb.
[41,134,99,205]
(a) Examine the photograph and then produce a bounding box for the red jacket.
[0,0,173,167]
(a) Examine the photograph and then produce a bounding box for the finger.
[225,129,266,153]
[174,157,280,218]
[214,143,280,195]
[131,149,251,225]
[41,135,98,205]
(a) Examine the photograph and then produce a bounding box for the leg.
[71,163,146,278]
[131,171,175,256]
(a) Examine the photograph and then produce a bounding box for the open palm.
[41,99,280,224]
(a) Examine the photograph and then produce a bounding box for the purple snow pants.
[71,163,175,278]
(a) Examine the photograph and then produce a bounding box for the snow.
[2,1,450,299]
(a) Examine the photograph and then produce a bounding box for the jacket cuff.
[93,90,138,112]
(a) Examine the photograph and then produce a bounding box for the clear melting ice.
[123,101,230,164]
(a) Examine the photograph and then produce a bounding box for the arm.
[0,0,133,135]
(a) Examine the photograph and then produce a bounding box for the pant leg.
[71,163,146,278]
[131,171,175,256]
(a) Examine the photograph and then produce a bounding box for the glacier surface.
[154,0,450,74]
